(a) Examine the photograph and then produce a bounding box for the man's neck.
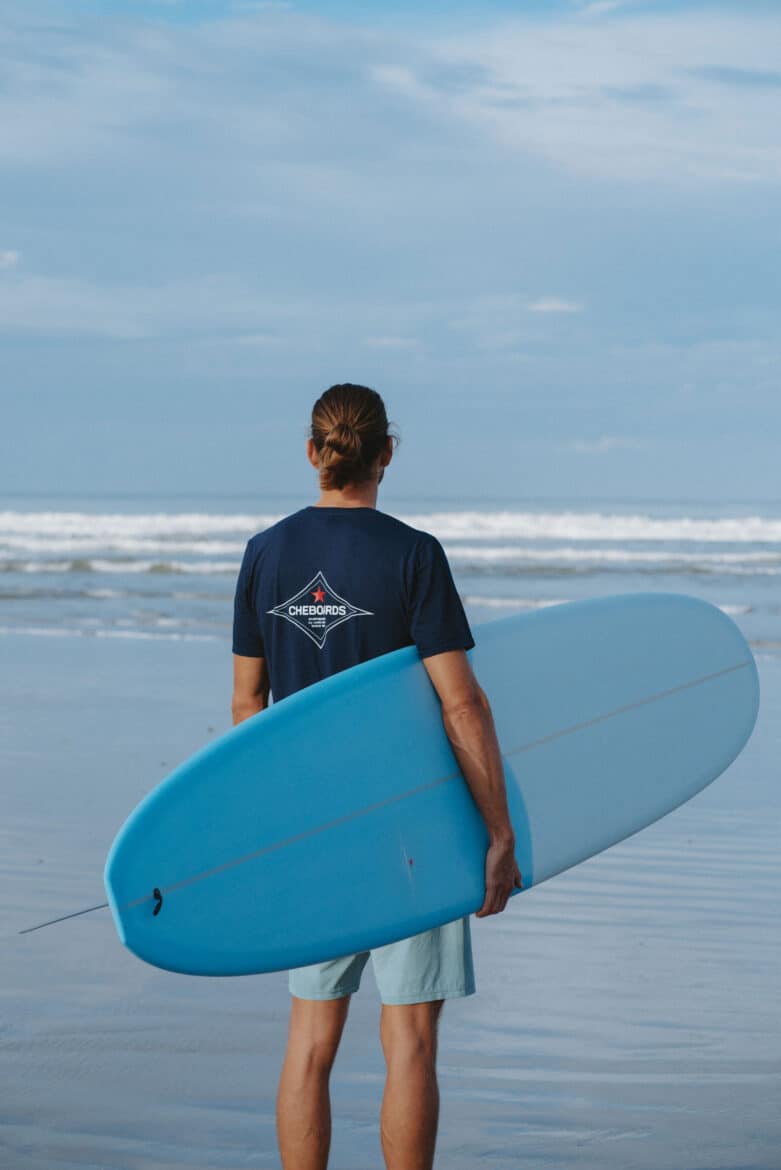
[314,483,379,509]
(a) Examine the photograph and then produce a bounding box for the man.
[232,384,521,1170]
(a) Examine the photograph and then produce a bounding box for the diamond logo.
[268,570,373,650]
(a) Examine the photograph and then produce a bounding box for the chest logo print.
[268,570,373,649]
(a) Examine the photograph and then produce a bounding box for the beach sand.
[2,632,780,1169]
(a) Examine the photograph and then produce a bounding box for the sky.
[1,0,779,503]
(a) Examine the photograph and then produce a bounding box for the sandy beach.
[3,622,779,1169]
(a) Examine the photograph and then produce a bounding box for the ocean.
[3,493,781,650]
[2,493,780,1169]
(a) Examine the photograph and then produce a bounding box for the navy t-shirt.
[232,506,474,702]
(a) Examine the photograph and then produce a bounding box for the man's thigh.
[288,949,370,1000]
[288,916,475,1006]
[371,916,475,1006]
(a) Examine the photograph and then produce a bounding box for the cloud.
[527,298,583,314]
[0,272,294,339]
[567,435,640,455]
[0,4,778,390]
[364,336,420,350]
[689,65,781,90]
[602,83,674,105]
[578,1,638,15]
[2,5,780,204]
[0,7,379,171]
[232,332,286,346]
[230,1,293,12]
[0,250,20,270]
[371,10,781,184]
[0,268,446,348]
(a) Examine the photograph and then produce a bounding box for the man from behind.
[232,383,522,1170]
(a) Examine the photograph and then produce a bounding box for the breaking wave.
[1,504,779,645]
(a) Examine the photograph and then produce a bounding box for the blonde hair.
[310,383,398,490]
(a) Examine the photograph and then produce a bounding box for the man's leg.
[378,999,444,1170]
[276,994,351,1170]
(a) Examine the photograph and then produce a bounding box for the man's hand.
[475,837,523,917]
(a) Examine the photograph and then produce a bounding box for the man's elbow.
[231,694,266,725]
[441,684,490,726]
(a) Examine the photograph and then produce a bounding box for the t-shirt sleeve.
[232,540,265,658]
[408,534,475,659]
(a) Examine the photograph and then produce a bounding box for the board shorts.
[288,916,475,1006]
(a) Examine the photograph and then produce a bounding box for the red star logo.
[312,587,326,603]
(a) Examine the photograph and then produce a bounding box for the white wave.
[464,596,753,617]
[92,559,239,575]
[463,596,569,610]
[0,623,80,638]
[445,545,781,566]
[2,508,781,545]
[1,559,239,575]
[0,511,282,538]
[6,537,780,565]
[0,537,246,555]
[93,628,220,642]
[0,624,220,642]
[404,511,781,544]
[3,547,780,577]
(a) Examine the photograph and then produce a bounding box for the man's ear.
[306,438,320,470]
[380,435,394,468]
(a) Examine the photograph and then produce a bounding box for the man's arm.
[422,649,522,917]
[232,654,270,725]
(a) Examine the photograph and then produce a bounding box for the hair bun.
[323,421,361,459]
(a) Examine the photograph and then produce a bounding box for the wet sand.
[2,632,780,1169]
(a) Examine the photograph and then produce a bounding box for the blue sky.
[1,0,779,502]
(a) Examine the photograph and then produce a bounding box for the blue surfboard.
[104,593,759,976]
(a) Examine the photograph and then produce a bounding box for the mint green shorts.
[288,916,475,1006]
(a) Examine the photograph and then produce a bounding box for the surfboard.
[104,593,759,977]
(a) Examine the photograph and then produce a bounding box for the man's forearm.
[441,689,515,843]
